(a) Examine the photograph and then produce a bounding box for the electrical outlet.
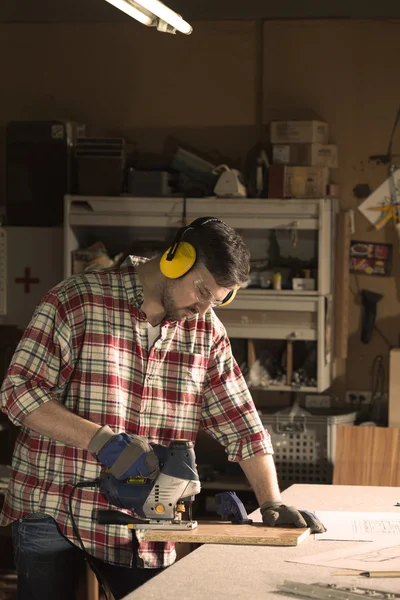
[305,395,331,408]
[345,390,373,405]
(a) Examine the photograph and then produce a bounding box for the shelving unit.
[64,194,335,393]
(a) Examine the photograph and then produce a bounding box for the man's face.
[160,266,233,321]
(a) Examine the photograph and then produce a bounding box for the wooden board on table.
[141,522,310,546]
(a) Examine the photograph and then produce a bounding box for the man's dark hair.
[184,220,250,288]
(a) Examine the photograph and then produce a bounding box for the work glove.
[260,501,326,534]
[89,426,159,480]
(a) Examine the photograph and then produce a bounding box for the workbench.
[123,484,400,599]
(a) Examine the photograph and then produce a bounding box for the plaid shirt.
[0,256,272,568]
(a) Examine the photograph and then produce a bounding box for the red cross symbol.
[15,267,40,293]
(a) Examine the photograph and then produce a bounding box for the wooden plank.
[333,425,400,486]
[140,522,310,546]
[286,339,293,385]
[334,211,350,359]
[389,348,400,427]
[247,339,256,368]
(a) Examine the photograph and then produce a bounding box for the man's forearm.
[22,399,101,450]
[240,453,282,505]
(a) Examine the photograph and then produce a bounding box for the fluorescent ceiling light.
[104,0,154,26]
[134,0,192,34]
[104,0,192,35]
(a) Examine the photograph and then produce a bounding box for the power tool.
[92,439,201,530]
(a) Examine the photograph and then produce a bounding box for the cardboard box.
[272,143,338,168]
[268,165,329,198]
[269,120,329,144]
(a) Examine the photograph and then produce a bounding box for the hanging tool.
[360,289,383,344]
[92,440,201,530]
[368,202,400,230]
[367,165,400,230]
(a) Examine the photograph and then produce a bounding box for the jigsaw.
[92,439,201,530]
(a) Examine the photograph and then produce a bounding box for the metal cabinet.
[64,195,334,392]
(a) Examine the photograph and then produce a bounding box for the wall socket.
[305,395,331,408]
[345,390,373,405]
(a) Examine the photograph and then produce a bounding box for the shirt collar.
[120,255,149,308]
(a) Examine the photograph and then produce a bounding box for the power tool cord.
[68,480,109,600]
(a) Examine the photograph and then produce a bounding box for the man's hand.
[88,426,159,480]
[260,501,326,534]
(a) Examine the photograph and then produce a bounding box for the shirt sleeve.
[0,290,74,427]
[201,332,274,462]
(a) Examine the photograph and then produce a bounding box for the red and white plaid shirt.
[0,256,272,568]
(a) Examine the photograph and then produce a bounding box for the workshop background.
[1,4,400,394]
[0,1,400,596]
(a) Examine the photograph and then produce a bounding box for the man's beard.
[161,281,197,321]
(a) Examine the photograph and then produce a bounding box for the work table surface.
[124,484,400,599]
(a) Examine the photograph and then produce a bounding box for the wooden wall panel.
[333,424,400,485]
[0,21,258,197]
[263,20,400,392]
[389,349,400,427]
[0,22,257,129]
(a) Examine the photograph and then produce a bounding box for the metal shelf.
[224,290,321,310]
[66,195,327,230]
[238,288,319,297]
[64,194,334,392]
[66,195,184,228]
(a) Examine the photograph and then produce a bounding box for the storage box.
[127,169,173,196]
[75,137,126,196]
[269,120,329,144]
[268,165,329,198]
[260,409,357,484]
[272,143,338,168]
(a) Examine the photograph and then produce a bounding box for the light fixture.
[134,0,192,34]
[104,0,154,26]
[104,0,193,35]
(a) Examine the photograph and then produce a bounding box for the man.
[0,217,325,600]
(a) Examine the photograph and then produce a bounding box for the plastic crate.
[260,409,357,486]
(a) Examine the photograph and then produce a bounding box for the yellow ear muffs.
[218,287,238,307]
[160,216,238,309]
[160,217,220,279]
[160,241,197,279]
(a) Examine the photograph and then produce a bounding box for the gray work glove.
[260,501,327,534]
[89,425,159,480]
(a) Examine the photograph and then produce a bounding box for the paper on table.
[315,511,400,541]
[286,539,400,572]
